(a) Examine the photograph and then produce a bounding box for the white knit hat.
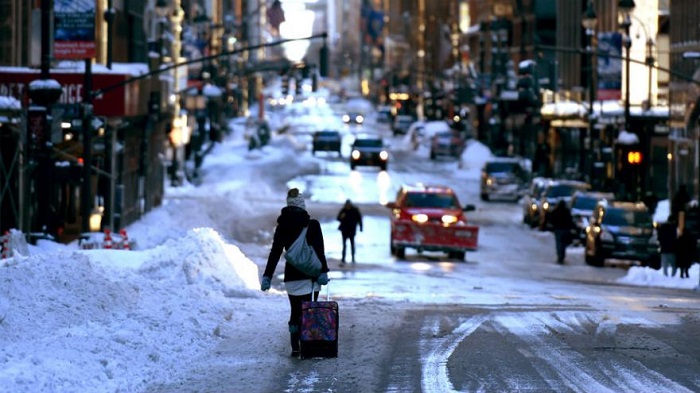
[286,188,306,210]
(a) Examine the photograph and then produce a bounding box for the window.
[404,193,458,208]
[603,208,653,227]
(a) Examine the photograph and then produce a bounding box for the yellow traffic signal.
[627,151,642,165]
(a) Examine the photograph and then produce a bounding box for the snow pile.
[617,264,699,290]
[0,228,259,392]
[459,139,493,178]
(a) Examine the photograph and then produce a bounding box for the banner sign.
[597,32,622,101]
[54,1,96,59]
[0,70,141,117]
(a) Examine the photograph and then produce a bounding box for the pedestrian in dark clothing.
[675,228,696,279]
[672,184,691,218]
[548,200,575,264]
[657,217,678,277]
[261,188,330,357]
[337,199,363,263]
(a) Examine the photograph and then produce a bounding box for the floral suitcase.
[299,299,339,359]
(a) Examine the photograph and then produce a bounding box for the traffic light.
[627,151,642,165]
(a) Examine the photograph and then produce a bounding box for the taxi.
[385,184,479,260]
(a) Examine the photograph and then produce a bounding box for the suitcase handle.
[310,281,331,302]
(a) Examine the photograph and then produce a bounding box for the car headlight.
[530,203,538,211]
[351,150,360,159]
[342,115,350,122]
[379,150,389,160]
[441,215,458,224]
[356,115,364,123]
[486,178,493,186]
[542,202,550,211]
[412,214,429,223]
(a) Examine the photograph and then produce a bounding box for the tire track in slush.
[420,312,692,393]
[420,315,488,393]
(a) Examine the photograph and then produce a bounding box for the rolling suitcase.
[299,286,339,359]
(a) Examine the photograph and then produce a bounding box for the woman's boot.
[289,324,300,357]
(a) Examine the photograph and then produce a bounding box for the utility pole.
[416,0,425,120]
[80,59,93,233]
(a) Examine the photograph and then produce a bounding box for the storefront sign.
[0,70,142,117]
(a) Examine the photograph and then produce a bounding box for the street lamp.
[582,0,597,184]
[618,0,635,133]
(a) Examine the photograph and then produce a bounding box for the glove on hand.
[316,272,329,285]
[261,276,271,291]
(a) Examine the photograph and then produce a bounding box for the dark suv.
[584,200,660,268]
[350,135,389,170]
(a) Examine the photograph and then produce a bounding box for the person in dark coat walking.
[547,200,575,264]
[675,226,697,279]
[261,188,330,357]
[337,199,363,263]
[672,184,691,218]
[657,216,678,277]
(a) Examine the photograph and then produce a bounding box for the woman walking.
[261,188,330,357]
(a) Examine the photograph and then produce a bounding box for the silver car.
[480,158,530,202]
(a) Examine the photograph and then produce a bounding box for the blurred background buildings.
[1,0,700,243]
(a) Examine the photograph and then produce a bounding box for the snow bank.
[0,228,259,392]
[616,264,699,290]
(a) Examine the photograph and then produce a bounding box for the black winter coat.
[675,231,697,269]
[337,206,363,236]
[548,203,574,231]
[657,222,677,254]
[263,206,329,281]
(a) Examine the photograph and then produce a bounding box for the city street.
[148,114,700,392]
[3,2,700,392]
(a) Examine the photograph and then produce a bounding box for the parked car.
[376,105,393,123]
[392,114,414,135]
[350,135,389,170]
[538,180,591,230]
[570,191,615,244]
[479,157,530,202]
[385,184,478,260]
[342,112,365,125]
[584,200,660,268]
[405,120,450,150]
[311,130,342,156]
[522,177,554,227]
[429,130,465,160]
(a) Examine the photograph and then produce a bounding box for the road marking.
[420,315,487,393]
[419,311,690,392]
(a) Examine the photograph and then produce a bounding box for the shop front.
[0,65,166,241]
